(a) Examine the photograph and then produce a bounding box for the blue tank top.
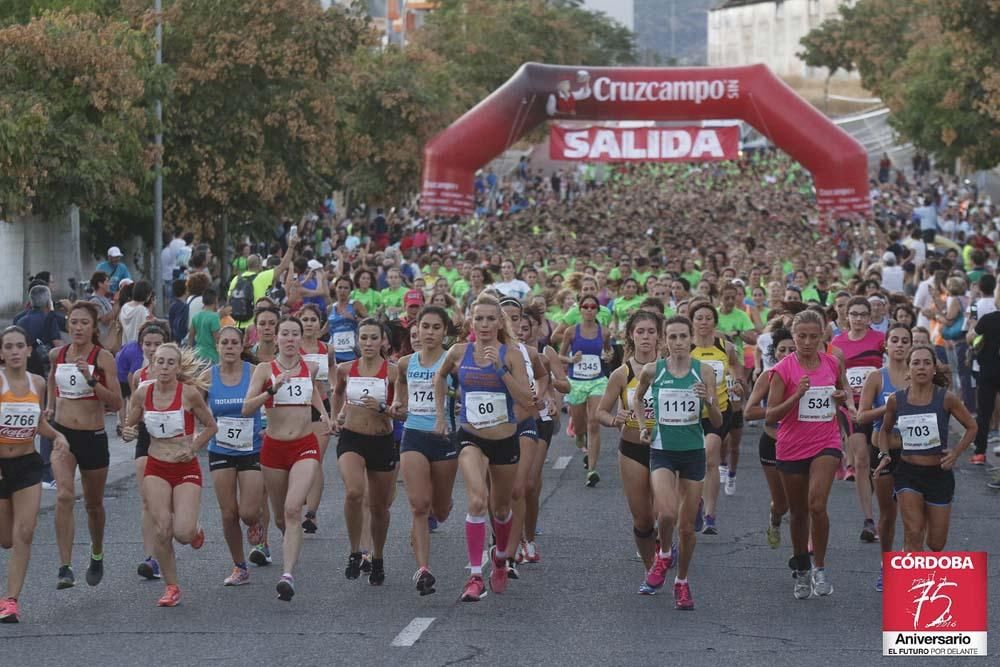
[894,387,949,455]
[568,324,605,380]
[207,362,262,455]
[327,302,359,362]
[300,276,326,319]
[404,350,451,432]
[457,344,514,429]
[872,367,901,433]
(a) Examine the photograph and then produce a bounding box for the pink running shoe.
[460,575,487,602]
[489,553,509,594]
[524,541,540,563]
[674,581,695,610]
[645,553,672,590]
[0,597,20,623]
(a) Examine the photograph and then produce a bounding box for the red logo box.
[882,552,988,656]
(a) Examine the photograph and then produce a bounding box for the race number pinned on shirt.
[0,402,41,440]
[409,379,436,416]
[144,409,186,439]
[846,366,876,393]
[465,391,508,428]
[798,386,835,422]
[333,331,356,354]
[573,354,602,380]
[657,388,699,426]
[346,377,386,406]
[897,413,941,451]
[55,363,94,399]
[216,416,254,451]
[703,360,725,385]
[303,353,329,382]
[626,387,654,424]
[273,377,313,406]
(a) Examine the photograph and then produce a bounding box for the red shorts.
[261,433,321,471]
[144,456,203,488]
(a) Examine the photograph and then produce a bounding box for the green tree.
[797,15,853,111]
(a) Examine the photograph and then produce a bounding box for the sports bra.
[143,382,195,439]
[54,345,105,401]
[265,359,313,408]
[0,370,42,445]
[620,359,655,431]
[346,358,394,406]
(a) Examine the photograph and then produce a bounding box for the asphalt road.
[3,420,998,666]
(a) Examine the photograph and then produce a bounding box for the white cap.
[107,246,123,258]
[881,251,896,264]
[307,259,323,271]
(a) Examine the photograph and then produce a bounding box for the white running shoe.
[724,474,736,496]
[812,568,833,596]
[793,570,812,599]
[719,465,729,484]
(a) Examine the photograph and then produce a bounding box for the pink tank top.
[772,352,842,461]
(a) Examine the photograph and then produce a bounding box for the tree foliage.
[799,0,1000,169]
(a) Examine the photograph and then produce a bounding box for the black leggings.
[974,379,999,455]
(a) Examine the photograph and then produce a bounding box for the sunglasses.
[580,304,598,311]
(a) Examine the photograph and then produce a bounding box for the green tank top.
[651,359,706,452]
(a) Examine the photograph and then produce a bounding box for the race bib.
[216,416,254,451]
[846,366,876,393]
[898,413,941,451]
[346,376,386,406]
[798,386,835,422]
[657,388,699,426]
[144,408,186,439]
[573,354,601,380]
[0,402,41,440]
[726,374,738,403]
[55,363,94,399]
[409,379,436,416]
[703,360,725,385]
[333,331,356,354]
[626,387,654,424]
[465,391,508,428]
[273,377,313,406]
[304,353,329,382]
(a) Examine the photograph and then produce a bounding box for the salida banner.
[549,125,739,163]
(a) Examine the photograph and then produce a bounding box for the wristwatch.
[877,451,888,461]
[378,401,388,413]
[266,386,277,396]
[86,377,98,388]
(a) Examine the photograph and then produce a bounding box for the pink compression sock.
[492,511,513,560]
[465,514,487,573]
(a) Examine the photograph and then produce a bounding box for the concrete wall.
[707,0,859,81]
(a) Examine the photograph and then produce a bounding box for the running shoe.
[428,515,439,533]
[585,470,600,487]
[360,552,372,574]
[860,519,877,543]
[157,584,181,607]
[224,566,250,586]
[191,526,205,550]
[86,555,104,586]
[766,524,781,549]
[137,557,162,580]
[249,544,272,567]
[724,473,736,496]
[812,568,833,596]
[793,570,812,600]
[702,514,717,535]
[369,558,386,586]
[844,465,856,481]
[247,523,264,547]
[673,581,695,610]
[0,597,19,623]
[506,558,519,580]
[645,553,672,590]
[582,454,588,468]
[970,453,986,466]
[57,565,75,590]
[302,511,318,534]
[875,568,883,593]
[993,444,1000,457]
[414,568,436,596]
[988,478,1000,490]
[345,552,362,580]
[988,431,1000,444]
[524,541,540,563]
[460,574,487,602]
[514,541,526,564]
[489,551,508,594]
[719,464,729,484]
[694,498,704,533]
[276,574,295,601]
[638,581,657,595]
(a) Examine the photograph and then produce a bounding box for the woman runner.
[122,344,217,606]
[766,310,852,599]
[392,306,458,595]
[434,294,534,601]
[205,327,264,586]
[0,326,71,623]
[332,318,398,586]
[298,305,335,534]
[244,316,331,601]
[46,302,123,589]
[632,316,723,609]
[875,345,976,552]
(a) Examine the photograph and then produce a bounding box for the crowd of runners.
[2,152,999,622]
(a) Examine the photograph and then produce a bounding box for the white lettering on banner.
[590,76,736,104]
[556,127,735,162]
[890,555,975,570]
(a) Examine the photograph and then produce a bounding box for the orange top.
[0,370,42,445]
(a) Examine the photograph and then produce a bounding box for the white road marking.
[391,617,435,647]
[554,456,573,469]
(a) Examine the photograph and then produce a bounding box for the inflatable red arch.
[421,62,870,216]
